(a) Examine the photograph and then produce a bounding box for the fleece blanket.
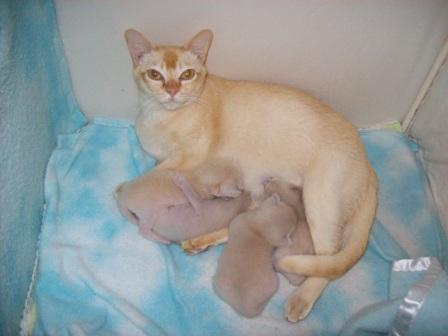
[30,118,448,335]
[1,0,86,333]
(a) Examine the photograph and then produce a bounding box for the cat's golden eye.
[147,69,163,81]
[179,69,196,81]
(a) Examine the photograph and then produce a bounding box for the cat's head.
[125,29,213,110]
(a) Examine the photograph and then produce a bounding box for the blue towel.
[31,118,447,335]
[0,0,86,333]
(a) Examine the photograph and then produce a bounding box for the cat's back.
[205,76,354,172]
[209,74,330,117]
[207,75,356,146]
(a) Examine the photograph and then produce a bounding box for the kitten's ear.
[184,29,213,64]
[124,29,154,67]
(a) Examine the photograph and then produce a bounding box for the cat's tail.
[278,170,377,280]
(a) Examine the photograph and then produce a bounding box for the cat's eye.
[147,69,163,81]
[179,69,196,81]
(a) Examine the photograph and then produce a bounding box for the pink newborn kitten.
[264,180,315,286]
[213,193,297,318]
[213,180,315,318]
[115,161,249,244]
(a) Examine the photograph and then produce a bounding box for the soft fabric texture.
[30,118,448,335]
[340,257,448,336]
[0,0,86,334]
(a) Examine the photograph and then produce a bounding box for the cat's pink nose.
[166,87,179,97]
[165,80,180,97]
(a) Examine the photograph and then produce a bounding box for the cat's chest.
[135,113,176,161]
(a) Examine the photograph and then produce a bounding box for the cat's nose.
[165,80,180,97]
[166,87,179,97]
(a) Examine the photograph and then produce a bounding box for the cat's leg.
[280,155,347,321]
[278,157,375,277]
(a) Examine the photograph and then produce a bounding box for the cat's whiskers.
[140,96,168,114]
[191,99,211,109]
[179,94,211,109]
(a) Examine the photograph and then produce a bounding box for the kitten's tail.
[278,170,377,279]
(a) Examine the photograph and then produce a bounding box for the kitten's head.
[125,29,213,110]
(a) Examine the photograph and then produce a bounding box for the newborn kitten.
[213,194,297,318]
[264,180,315,286]
[115,160,249,243]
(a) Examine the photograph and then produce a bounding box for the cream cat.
[124,29,378,322]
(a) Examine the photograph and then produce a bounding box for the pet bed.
[26,118,448,335]
[2,1,447,335]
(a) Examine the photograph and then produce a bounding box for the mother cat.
[124,29,378,322]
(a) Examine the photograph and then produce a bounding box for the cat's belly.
[245,168,304,200]
[216,151,305,199]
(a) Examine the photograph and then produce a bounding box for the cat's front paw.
[181,228,229,255]
[181,239,209,255]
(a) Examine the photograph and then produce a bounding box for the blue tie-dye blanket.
[30,118,448,335]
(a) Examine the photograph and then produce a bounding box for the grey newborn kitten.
[213,193,297,318]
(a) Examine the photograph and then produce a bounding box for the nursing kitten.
[115,159,248,244]
[124,29,378,322]
[213,194,297,318]
[263,179,315,286]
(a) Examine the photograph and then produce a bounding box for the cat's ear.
[124,29,154,67]
[184,29,213,64]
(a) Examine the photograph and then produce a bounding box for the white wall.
[55,0,448,126]
[410,59,448,235]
